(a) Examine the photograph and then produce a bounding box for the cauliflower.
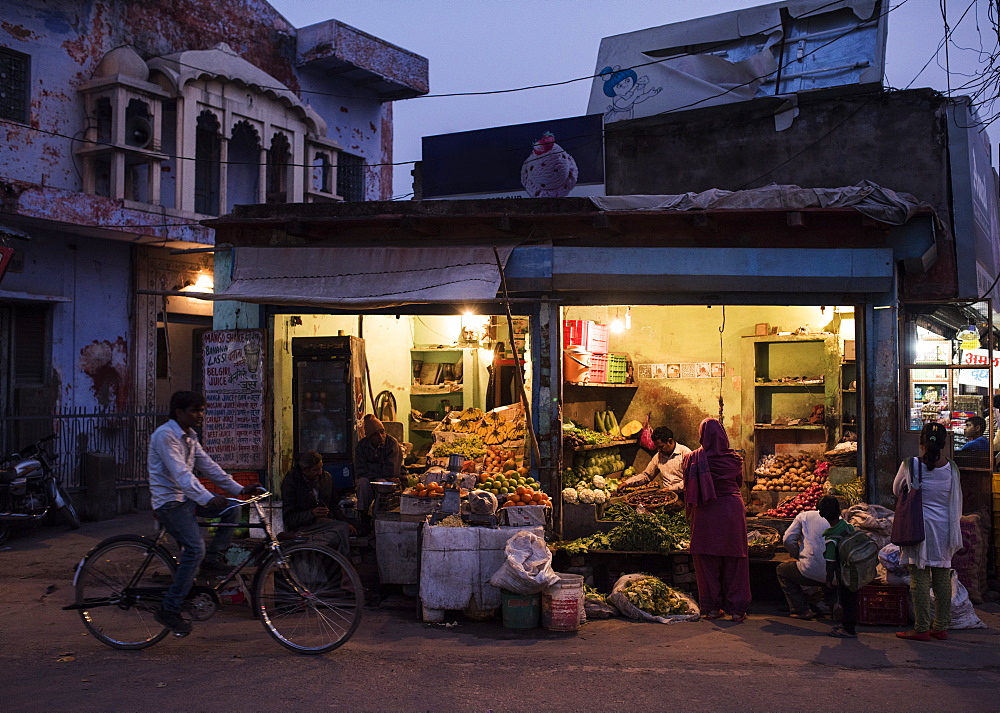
[562,487,579,504]
[578,488,596,504]
[592,475,607,489]
[592,489,608,505]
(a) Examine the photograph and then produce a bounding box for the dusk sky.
[270,0,1000,198]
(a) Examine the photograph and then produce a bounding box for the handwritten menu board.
[202,329,265,469]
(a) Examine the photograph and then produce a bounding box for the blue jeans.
[156,499,241,613]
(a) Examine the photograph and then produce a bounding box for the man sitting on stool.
[281,451,355,558]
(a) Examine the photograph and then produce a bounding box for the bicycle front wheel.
[75,535,176,650]
[254,543,363,655]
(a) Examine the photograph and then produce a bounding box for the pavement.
[3,514,1000,713]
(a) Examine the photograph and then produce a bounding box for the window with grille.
[336,152,365,202]
[0,47,29,123]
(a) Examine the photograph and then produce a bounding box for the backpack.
[837,530,879,592]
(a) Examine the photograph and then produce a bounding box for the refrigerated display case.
[292,336,366,486]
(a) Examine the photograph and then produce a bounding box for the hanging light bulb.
[610,319,625,333]
[625,306,632,330]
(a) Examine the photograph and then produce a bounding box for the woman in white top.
[892,421,963,641]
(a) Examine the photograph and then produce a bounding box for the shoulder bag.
[890,457,925,546]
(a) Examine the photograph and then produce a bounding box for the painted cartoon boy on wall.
[600,65,661,121]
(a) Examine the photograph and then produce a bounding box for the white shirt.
[636,444,692,491]
[781,510,831,582]
[148,420,242,510]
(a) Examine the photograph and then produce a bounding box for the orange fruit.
[427,482,438,489]
[532,493,543,503]
[516,486,527,496]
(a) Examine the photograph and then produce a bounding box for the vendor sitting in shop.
[620,426,692,491]
[281,451,355,558]
[354,414,404,516]
[958,416,989,452]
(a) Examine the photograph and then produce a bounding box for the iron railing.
[0,409,168,489]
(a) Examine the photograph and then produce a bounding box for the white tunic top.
[891,457,963,569]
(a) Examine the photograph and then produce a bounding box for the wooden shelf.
[565,382,637,388]
[755,381,825,387]
[410,384,462,396]
[754,423,826,430]
[569,439,638,451]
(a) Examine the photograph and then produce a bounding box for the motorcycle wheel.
[58,487,82,530]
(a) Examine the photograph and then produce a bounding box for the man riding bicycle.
[150,390,262,636]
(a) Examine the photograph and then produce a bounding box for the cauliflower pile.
[562,474,616,505]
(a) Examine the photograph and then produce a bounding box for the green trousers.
[908,565,951,632]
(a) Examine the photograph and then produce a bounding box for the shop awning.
[210,246,515,308]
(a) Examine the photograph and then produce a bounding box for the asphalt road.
[3,515,1000,713]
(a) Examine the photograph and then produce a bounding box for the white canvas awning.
[210,246,515,308]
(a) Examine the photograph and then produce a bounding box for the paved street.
[3,515,1000,713]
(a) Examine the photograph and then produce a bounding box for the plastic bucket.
[541,573,584,631]
[501,590,540,629]
[563,347,591,383]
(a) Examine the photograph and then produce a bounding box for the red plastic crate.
[589,353,608,383]
[198,471,260,496]
[563,320,610,354]
[857,584,908,626]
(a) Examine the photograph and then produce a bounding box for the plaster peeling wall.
[2,0,400,205]
[1,228,132,412]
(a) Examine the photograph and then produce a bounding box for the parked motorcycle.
[0,434,81,545]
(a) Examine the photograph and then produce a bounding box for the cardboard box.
[400,494,440,516]
[844,339,856,361]
[755,323,770,336]
[499,504,550,527]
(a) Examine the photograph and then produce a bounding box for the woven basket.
[823,448,858,467]
[746,524,780,558]
[624,487,679,511]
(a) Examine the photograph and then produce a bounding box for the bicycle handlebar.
[217,490,272,515]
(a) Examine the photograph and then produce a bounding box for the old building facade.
[0,1,427,495]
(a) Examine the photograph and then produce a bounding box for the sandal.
[828,626,856,638]
[703,609,726,620]
[730,613,748,624]
[788,611,816,620]
[896,630,931,641]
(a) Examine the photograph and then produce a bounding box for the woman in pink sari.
[682,418,751,622]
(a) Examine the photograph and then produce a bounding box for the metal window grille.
[336,152,365,202]
[0,48,29,123]
[0,407,169,489]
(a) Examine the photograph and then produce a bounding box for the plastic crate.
[563,320,609,354]
[589,353,608,383]
[857,584,908,626]
[198,471,260,495]
[607,353,627,383]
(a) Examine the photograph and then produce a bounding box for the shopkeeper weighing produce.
[620,426,692,491]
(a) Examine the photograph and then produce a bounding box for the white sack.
[488,530,560,595]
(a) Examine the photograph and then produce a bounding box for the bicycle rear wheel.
[75,535,176,650]
[254,543,363,655]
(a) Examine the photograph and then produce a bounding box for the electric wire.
[0,0,917,176]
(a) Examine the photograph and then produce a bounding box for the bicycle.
[65,491,363,655]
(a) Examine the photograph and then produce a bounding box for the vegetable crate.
[606,354,627,383]
[563,320,609,354]
[589,353,608,383]
[857,584,908,626]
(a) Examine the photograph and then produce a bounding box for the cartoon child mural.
[600,65,662,122]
